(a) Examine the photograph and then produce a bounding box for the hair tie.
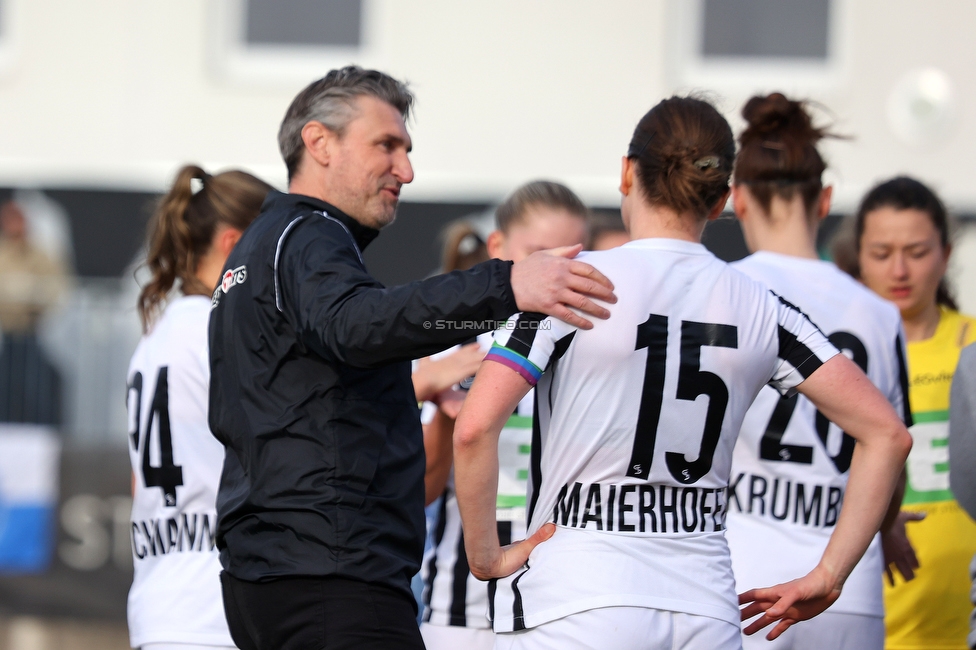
[761,140,786,151]
[190,172,211,195]
[457,233,483,255]
[693,155,721,170]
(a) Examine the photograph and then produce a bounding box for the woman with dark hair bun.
[449,96,911,649]
[724,93,912,650]
[856,176,976,650]
[126,165,272,650]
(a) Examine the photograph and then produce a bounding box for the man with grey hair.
[209,66,615,649]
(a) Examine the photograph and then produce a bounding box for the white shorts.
[740,611,883,650]
[420,623,495,650]
[493,607,741,650]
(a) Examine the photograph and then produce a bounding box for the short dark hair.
[855,176,957,309]
[627,96,734,219]
[278,66,414,180]
[495,180,589,233]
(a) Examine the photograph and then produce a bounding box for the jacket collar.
[267,191,381,251]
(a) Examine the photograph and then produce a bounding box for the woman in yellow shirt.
[856,176,976,650]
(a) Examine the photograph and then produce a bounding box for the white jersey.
[482,239,838,633]
[125,296,234,648]
[422,333,533,630]
[726,252,911,619]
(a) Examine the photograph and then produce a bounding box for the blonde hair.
[495,180,589,233]
[138,165,272,330]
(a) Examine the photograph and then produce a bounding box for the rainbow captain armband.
[485,342,543,386]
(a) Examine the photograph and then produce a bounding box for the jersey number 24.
[127,367,185,507]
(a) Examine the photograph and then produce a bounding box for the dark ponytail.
[627,96,735,219]
[734,93,839,216]
[138,165,272,330]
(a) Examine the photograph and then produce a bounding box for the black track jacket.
[208,191,518,600]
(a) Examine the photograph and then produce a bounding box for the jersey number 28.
[127,368,184,507]
[626,314,738,485]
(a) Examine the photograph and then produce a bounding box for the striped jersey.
[725,252,911,619]
[422,332,533,629]
[126,296,233,648]
[482,239,838,632]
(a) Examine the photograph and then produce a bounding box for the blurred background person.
[415,219,491,501]
[725,93,911,650]
[855,176,976,650]
[0,200,70,425]
[949,342,976,650]
[408,217,490,617]
[126,165,271,650]
[420,180,589,650]
[440,220,490,277]
[828,216,861,280]
[587,210,629,251]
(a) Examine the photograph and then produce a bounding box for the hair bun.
[734,92,840,210]
[740,93,823,146]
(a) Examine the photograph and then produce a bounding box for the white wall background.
[0,0,973,212]
[1,0,974,444]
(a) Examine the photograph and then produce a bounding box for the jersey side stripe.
[511,565,530,631]
[422,490,450,622]
[528,332,574,524]
[777,325,825,379]
[488,578,497,625]
[527,388,543,526]
[450,531,470,626]
[548,331,577,370]
[895,333,914,427]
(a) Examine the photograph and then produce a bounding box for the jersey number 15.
[626,314,738,485]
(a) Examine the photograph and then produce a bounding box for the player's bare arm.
[453,359,555,580]
[510,244,616,330]
[739,354,912,640]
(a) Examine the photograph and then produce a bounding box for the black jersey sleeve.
[768,292,839,396]
[279,217,519,368]
[484,312,578,386]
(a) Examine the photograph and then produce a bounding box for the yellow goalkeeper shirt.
[885,307,976,649]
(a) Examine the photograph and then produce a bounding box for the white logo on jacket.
[211,265,247,308]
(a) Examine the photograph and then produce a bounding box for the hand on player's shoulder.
[510,245,616,330]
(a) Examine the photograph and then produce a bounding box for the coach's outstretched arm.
[739,354,913,641]
[281,221,615,368]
